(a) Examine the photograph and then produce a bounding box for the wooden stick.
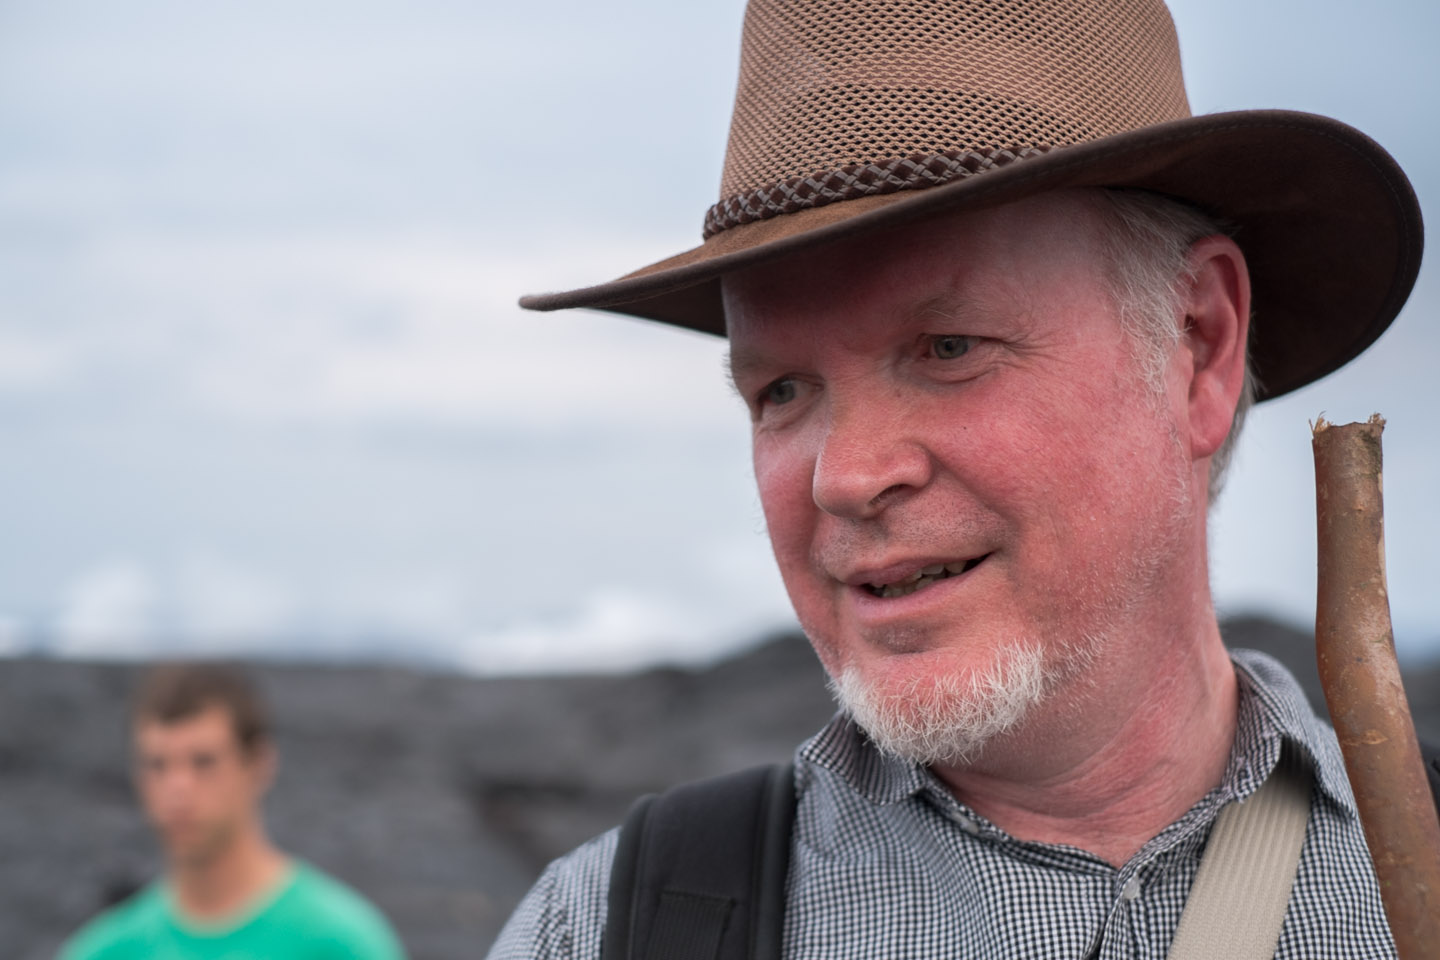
[1313,414,1440,958]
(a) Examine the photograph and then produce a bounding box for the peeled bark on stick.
[1313,415,1440,958]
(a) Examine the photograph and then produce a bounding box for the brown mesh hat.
[520,0,1423,401]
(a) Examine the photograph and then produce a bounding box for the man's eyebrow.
[721,295,986,388]
[724,347,767,394]
[910,293,986,325]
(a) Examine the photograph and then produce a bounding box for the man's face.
[133,705,272,867]
[724,191,1205,763]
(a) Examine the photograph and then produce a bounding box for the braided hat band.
[704,146,1055,237]
[520,0,1421,402]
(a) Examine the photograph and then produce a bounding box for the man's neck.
[169,828,289,923]
[932,626,1239,867]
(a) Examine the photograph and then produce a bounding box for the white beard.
[828,637,1099,767]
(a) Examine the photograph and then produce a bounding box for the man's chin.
[828,643,1052,767]
[162,830,224,867]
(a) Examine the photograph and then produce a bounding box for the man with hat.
[490,0,1422,956]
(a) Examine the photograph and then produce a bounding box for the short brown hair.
[132,663,271,754]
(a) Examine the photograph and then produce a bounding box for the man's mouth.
[863,554,989,598]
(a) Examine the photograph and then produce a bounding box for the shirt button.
[1121,877,1142,901]
[949,810,981,834]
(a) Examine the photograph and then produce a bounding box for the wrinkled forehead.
[723,189,1116,345]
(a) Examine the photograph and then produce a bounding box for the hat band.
[703,145,1056,239]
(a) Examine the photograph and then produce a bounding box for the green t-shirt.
[58,861,405,960]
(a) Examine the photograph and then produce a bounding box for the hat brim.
[520,110,1422,402]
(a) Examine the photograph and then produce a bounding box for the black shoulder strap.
[604,762,796,960]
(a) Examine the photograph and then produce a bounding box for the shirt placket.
[924,787,1121,959]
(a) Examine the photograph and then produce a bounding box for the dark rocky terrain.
[6,616,1438,959]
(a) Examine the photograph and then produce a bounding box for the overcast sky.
[1,0,1436,672]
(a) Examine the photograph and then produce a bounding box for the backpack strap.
[604,763,796,960]
[1165,743,1313,960]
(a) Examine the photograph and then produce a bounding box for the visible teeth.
[868,556,990,599]
[875,573,937,598]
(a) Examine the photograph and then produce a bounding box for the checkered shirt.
[486,649,1396,959]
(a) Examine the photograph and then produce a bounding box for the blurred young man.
[60,664,405,960]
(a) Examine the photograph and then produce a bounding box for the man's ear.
[1180,235,1251,460]
[248,741,279,797]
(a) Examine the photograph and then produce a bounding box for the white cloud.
[456,588,744,676]
[2,225,739,431]
[172,554,296,642]
[28,539,789,672]
[0,335,69,391]
[52,560,158,657]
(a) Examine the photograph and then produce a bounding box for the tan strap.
[1165,746,1312,960]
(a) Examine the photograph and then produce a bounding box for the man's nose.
[153,766,197,798]
[811,394,932,518]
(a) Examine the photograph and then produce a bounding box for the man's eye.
[762,379,797,406]
[930,335,974,360]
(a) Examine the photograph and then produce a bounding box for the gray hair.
[1094,188,1257,503]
